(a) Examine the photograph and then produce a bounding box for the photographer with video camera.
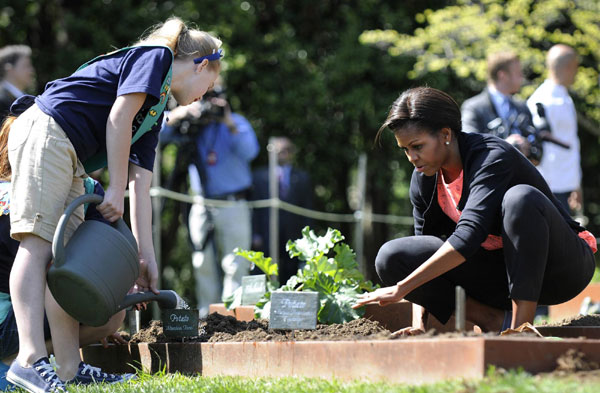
[461,51,543,165]
[527,44,581,215]
[163,78,259,317]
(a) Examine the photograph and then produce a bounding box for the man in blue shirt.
[165,82,259,316]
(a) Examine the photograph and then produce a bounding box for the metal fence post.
[354,154,367,272]
[267,138,279,263]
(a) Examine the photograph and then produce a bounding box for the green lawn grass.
[591,267,600,283]
[38,368,600,393]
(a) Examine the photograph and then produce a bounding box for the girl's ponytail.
[136,16,222,70]
[0,115,16,181]
[136,17,186,53]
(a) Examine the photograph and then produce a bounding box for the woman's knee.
[502,184,545,218]
[374,240,399,280]
[375,236,441,285]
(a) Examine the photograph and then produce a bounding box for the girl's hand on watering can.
[136,258,159,294]
[97,187,125,222]
[127,286,148,311]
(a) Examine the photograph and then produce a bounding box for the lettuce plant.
[224,227,377,324]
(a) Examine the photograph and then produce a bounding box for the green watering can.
[49,193,183,327]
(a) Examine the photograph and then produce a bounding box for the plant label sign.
[161,309,199,338]
[269,291,319,330]
[241,274,267,305]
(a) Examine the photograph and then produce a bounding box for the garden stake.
[129,310,140,334]
[455,286,466,332]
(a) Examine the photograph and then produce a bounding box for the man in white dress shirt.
[527,44,581,213]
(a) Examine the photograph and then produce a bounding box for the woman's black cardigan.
[409,132,584,259]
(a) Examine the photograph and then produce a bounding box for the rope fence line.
[149,186,414,226]
[149,186,600,241]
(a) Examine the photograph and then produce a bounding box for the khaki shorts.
[8,104,87,243]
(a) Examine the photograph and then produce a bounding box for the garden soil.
[129,313,508,344]
[546,313,600,327]
[129,313,600,344]
[129,313,393,343]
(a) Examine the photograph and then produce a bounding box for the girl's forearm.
[128,165,156,262]
[106,121,130,191]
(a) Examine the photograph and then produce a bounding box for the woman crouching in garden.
[354,87,596,334]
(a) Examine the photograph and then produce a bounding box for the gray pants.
[188,201,252,317]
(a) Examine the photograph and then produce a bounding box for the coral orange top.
[436,170,597,253]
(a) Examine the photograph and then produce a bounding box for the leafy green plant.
[222,250,280,312]
[226,227,377,324]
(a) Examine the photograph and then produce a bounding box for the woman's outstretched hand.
[390,326,426,338]
[352,285,406,309]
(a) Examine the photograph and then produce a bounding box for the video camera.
[532,103,570,150]
[175,86,228,138]
[486,103,569,165]
[196,85,227,124]
[486,114,543,164]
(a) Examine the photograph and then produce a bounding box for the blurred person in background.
[0,45,35,119]
[461,51,540,165]
[250,137,313,284]
[164,79,259,317]
[527,44,582,215]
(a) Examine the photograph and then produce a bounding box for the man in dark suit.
[0,45,35,119]
[251,137,313,284]
[461,51,539,163]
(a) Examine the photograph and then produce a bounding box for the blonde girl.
[6,17,222,392]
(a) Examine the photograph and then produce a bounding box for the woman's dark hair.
[375,87,462,145]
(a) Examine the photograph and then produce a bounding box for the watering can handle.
[52,193,104,268]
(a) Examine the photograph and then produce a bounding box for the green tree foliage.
[360,0,600,109]
[360,0,600,233]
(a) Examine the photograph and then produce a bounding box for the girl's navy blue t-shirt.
[35,46,172,171]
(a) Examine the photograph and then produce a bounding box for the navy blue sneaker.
[0,361,15,391]
[6,357,66,393]
[67,362,135,385]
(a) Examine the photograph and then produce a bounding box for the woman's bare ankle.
[465,297,505,332]
[478,310,505,332]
